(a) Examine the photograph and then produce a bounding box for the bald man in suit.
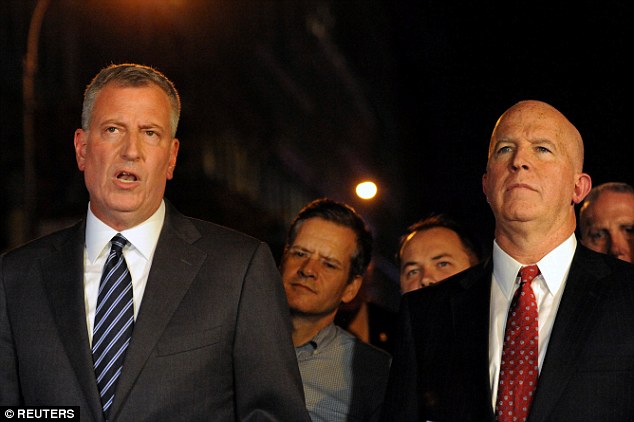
[381,100,634,421]
[0,63,309,422]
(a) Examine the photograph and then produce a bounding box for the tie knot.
[519,265,540,284]
[110,234,128,254]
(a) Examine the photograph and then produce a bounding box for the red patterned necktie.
[495,265,540,422]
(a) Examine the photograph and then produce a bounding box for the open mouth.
[117,171,138,182]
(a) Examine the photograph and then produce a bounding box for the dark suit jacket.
[349,337,392,422]
[335,301,399,356]
[0,202,310,422]
[381,245,634,422]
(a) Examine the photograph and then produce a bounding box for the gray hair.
[81,63,181,137]
[580,181,634,229]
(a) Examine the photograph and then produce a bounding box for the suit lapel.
[452,260,497,420]
[529,247,608,422]
[109,206,207,419]
[40,222,104,422]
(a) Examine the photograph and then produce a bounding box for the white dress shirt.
[83,201,165,346]
[489,234,577,410]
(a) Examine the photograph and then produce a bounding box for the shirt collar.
[85,200,166,262]
[296,322,338,351]
[493,234,577,298]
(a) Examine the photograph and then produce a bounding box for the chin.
[501,202,540,218]
[109,201,143,214]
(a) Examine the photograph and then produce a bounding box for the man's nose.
[298,258,318,278]
[510,148,530,172]
[121,132,141,160]
[420,270,437,288]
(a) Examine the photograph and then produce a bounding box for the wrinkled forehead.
[493,102,564,138]
[488,101,584,170]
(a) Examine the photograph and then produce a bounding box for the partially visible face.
[74,83,179,230]
[581,191,634,263]
[482,101,589,229]
[399,227,476,293]
[281,218,362,319]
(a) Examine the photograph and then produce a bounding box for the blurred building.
[1,0,404,308]
[3,0,629,311]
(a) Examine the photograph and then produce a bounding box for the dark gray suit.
[349,338,392,422]
[0,202,310,422]
[381,245,634,421]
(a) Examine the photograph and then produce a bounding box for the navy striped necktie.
[92,234,134,419]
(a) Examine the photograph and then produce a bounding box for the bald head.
[488,100,585,173]
[482,99,592,261]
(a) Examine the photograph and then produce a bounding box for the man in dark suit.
[381,100,634,421]
[0,63,310,422]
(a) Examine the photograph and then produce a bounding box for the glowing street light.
[356,181,377,200]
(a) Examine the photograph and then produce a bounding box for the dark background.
[1,0,631,305]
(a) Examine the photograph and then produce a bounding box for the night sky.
[2,0,631,263]
[336,0,631,251]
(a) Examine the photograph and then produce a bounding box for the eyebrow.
[99,119,165,130]
[587,221,634,230]
[494,138,557,148]
[99,118,125,127]
[401,261,421,271]
[430,253,453,261]
[402,252,454,266]
[138,122,166,131]
[290,245,343,265]
[530,138,557,150]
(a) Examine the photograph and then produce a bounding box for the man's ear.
[572,172,592,205]
[482,172,490,203]
[166,138,179,180]
[74,129,87,171]
[341,275,363,304]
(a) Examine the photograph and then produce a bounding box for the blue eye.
[406,269,420,278]
[588,230,607,242]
